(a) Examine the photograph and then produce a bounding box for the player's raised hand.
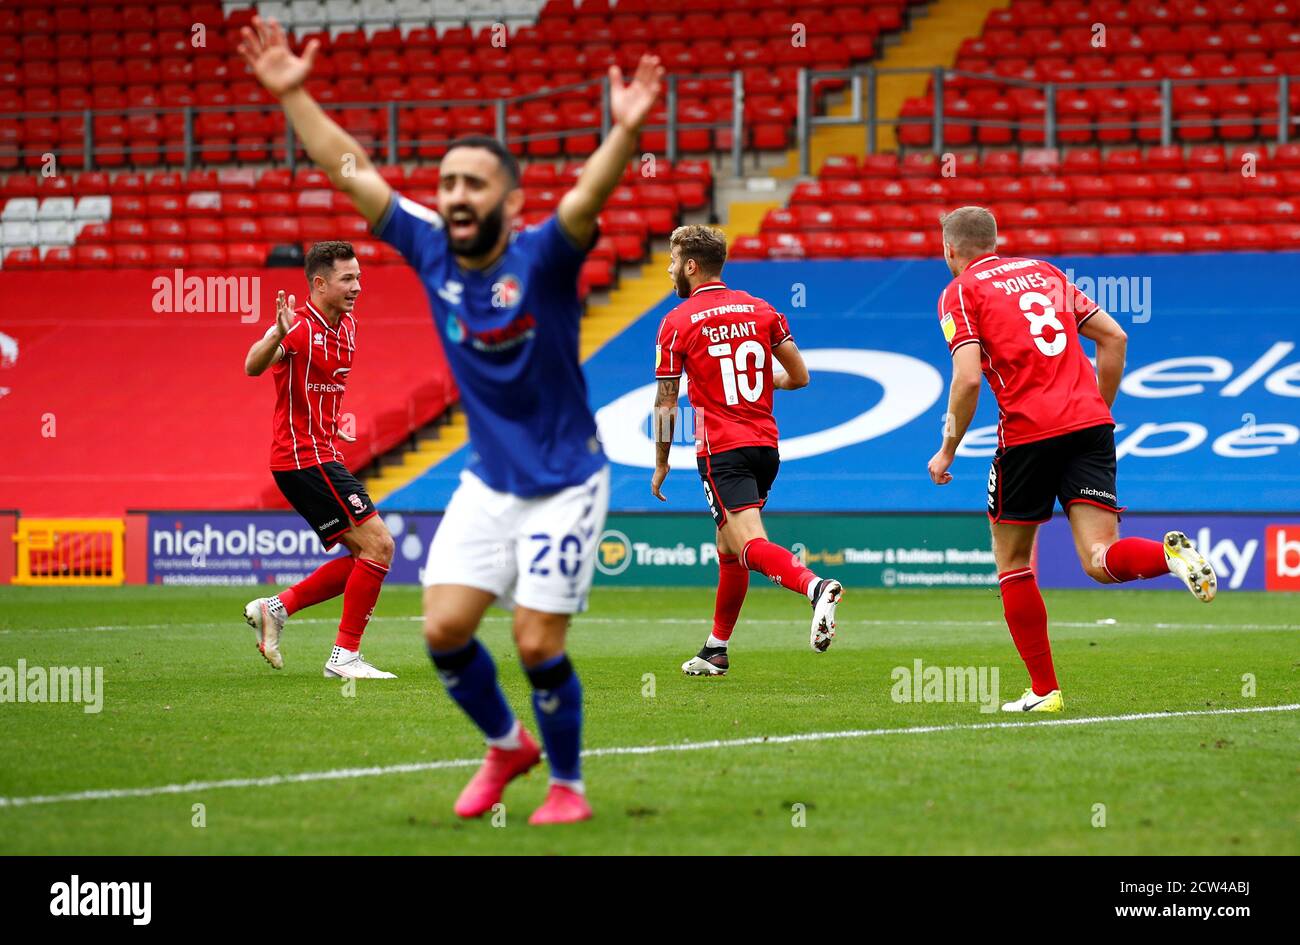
[237,15,320,99]
[275,290,294,339]
[609,56,664,132]
[927,448,954,486]
[650,463,670,501]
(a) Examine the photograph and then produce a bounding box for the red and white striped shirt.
[268,301,357,471]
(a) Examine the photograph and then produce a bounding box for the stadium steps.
[366,409,468,504]
[865,0,1010,153]
[578,248,677,361]
[763,0,1010,181]
[720,198,785,242]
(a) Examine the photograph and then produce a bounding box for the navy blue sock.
[525,654,583,783]
[428,640,515,741]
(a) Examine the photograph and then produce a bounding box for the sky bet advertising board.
[385,252,1300,516]
[1037,514,1300,592]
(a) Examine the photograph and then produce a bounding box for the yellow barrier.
[13,519,126,586]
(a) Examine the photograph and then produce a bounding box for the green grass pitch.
[0,584,1296,855]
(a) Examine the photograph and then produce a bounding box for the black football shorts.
[987,423,1124,525]
[697,446,781,528]
[272,461,377,548]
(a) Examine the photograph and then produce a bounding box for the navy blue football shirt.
[376,194,607,497]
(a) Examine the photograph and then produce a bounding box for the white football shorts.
[422,465,611,614]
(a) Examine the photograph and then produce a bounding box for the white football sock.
[706,633,729,649]
[486,719,522,750]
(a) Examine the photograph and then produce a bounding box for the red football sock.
[278,555,354,616]
[999,568,1059,696]
[711,553,750,642]
[336,558,388,650]
[741,538,818,597]
[1102,537,1169,582]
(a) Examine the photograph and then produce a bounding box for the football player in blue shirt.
[241,16,663,824]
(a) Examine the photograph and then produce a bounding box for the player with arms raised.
[240,16,664,824]
[651,225,843,676]
[243,241,397,680]
[927,207,1217,713]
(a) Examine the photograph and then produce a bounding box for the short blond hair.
[669,224,727,275]
[940,206,998,257]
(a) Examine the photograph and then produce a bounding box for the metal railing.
[7,64,1297,181]
[797,65,1300,175]
[1,72,750,176]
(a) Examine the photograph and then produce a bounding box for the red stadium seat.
[227,243,267,267]
[3,248,41,270]
[188,243,227,268]
[74,245,115,267]
[114,243,150,267]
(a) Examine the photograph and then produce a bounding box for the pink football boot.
[453,727,542,818]
[528,784,593,825]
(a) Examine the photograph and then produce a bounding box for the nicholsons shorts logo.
[50,875,151,925]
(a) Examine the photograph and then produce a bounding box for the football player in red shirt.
[927,207,1217,712]
[651,225,843,676]
[242,241,397,679]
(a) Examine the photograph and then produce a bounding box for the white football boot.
[809,578,843,652]
[1164,531,1217,602]
[323,645,397,679]
[244,597,288,669]
[1001,688,1064,712]
[682,645,729,676]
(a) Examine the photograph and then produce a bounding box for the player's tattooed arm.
[558,55,665,248]
[650,376,679,501]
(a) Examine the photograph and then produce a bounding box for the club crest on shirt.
[446,314,466,343]
[491,275,523,309]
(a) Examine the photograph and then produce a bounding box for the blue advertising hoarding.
[385,252,1300,514]
[145,511,442,586]
[143,510,1300,593]
[1037,513,1300,592]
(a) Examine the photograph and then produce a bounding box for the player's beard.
[674,270,692,298]
[448,199,507,257]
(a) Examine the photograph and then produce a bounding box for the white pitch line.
[1,703,1295,810]
[3,616,1297,635]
